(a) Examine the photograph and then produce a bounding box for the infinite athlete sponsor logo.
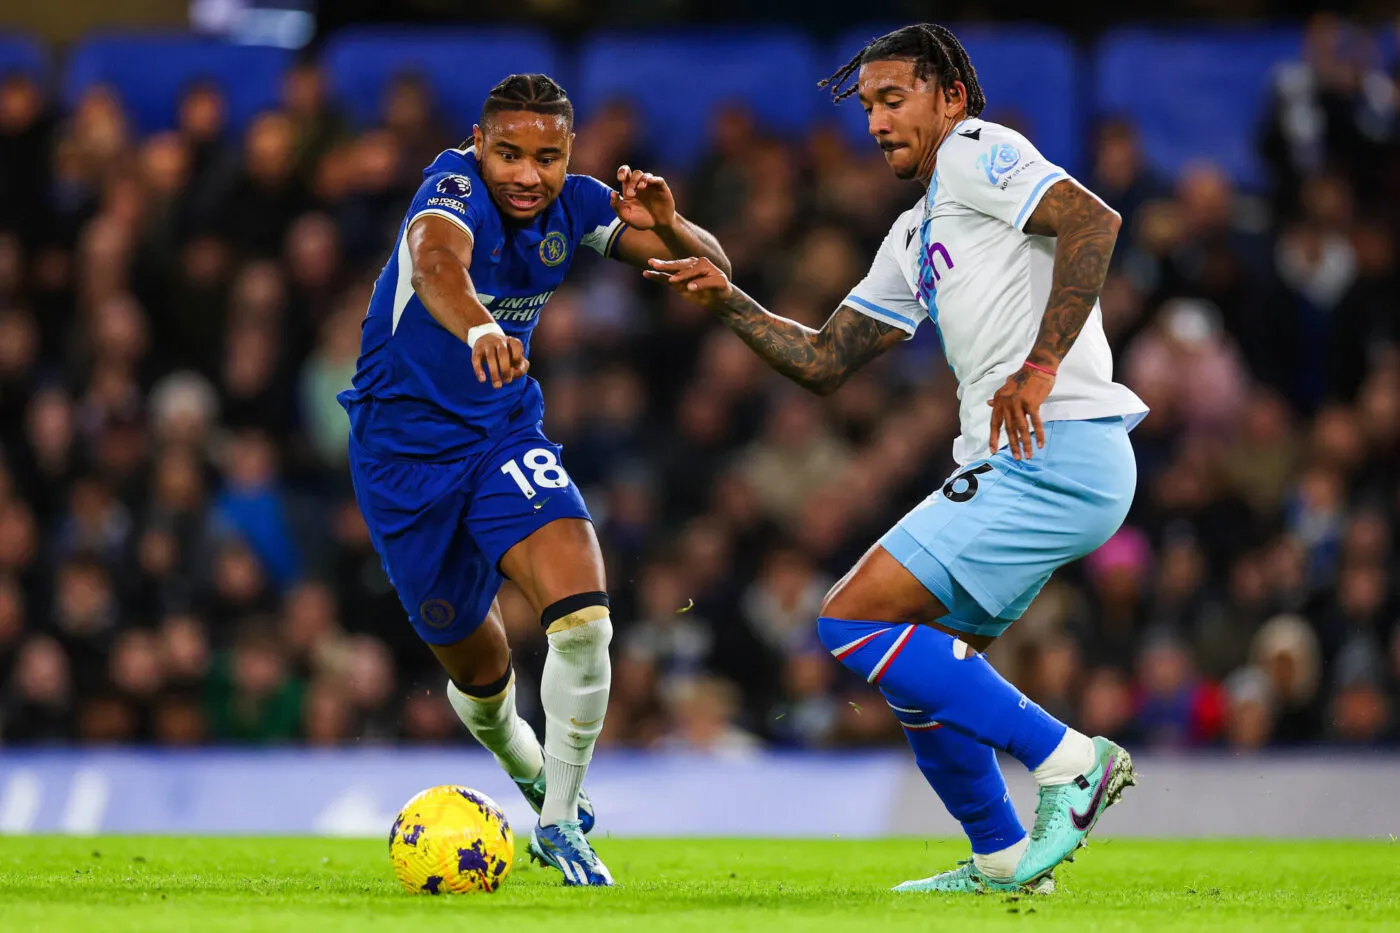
[539,231,568,267]
[436,174,472,197]
[476,290,556,323]
[425,196,467,213]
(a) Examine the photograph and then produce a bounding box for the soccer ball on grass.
[389,785,515,894]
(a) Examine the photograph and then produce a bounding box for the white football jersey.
[845,118,1147,465]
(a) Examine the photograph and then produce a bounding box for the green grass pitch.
[1,836,1395,932]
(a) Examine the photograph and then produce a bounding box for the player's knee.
[541,591,613,651]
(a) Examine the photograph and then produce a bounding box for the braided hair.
[819,24,986,117]
[481,73,574,128]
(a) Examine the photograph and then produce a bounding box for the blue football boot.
[528,820,615,886]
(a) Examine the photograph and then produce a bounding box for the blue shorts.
[347,422,591,645]
[880,417,1137,639]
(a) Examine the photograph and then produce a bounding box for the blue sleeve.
[407,170,488,242]
[570,175,627,258]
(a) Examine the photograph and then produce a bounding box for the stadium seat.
[832,25,1083,174]
[575,31,823,168]
[63,32,293,134]
[320,28,561,131]
[0,32,47,82]
[1093,28,1304,187]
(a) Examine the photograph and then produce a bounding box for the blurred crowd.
[1,15,1399,753]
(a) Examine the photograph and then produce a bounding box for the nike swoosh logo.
[1069,754,1115,830]
[958,127,981,140]
[905,228,916,249]
[532,497,551,511]
[570,716,603,728]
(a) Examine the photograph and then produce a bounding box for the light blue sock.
[884,690,1026,855]
[818,616,1066,769]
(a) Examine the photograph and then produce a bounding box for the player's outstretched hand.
[472,332,529,389]
[611,165,676,230]
[987,366,1054,461]
[643,257,733,307]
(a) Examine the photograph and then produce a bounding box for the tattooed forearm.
[1022,179,1121,370]
[712,287,903,395]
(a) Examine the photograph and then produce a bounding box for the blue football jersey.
[339,148,626,460]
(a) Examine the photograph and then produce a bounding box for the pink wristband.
[1023,360,1057,377]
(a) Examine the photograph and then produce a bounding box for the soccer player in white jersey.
[647,24,1148,893]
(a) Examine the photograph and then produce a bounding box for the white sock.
[1031,729,1096,786]
[538,609,612,826]
[446,674,545,782]
[973,837,1029,881]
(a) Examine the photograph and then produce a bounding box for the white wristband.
[466,322,505,349]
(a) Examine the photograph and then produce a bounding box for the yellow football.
[389,785,515,894]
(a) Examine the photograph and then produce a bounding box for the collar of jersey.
[924,119,973,211]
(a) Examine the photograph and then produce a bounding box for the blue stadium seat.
[832,26,1083,175]
[63,32,292,135]
[575,31,823,168]
[1094,28,1304,187]
[320,28,561,132]
[0,32,47,82]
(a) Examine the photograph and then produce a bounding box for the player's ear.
[943,81,966,117]
[471,124,484,153]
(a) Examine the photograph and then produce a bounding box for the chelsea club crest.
[539,231,568,267]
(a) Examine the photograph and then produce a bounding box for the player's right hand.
[642,257,734,307]
[472,332,529,389]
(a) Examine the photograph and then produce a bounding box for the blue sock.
[818,616,1066,769]
[884,690,1026,854]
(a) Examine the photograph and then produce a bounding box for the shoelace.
[1029,785,1071,842]
[554,821,599,871]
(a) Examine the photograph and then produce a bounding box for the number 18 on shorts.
[347,425,592,645]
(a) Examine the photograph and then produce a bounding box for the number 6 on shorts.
[500,448,570,499]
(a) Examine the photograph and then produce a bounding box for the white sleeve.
[937,123,1069,231]
[842,219,926,337]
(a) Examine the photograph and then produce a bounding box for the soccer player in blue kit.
[339,74,730,886]
[649,26,1144,894]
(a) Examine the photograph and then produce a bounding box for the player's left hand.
[611,165,676,230]
[988,365,1054,461]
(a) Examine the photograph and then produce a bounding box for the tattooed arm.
[643,258,904,395]
[1021,179,1122,371]
[987,179,1121,460]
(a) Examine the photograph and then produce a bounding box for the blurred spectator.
[1132,636,1227,749]
[210,111,308,257]
[1090,117,1170,240]
[1250,614,1323,744]
[740,391,852,528]
[2,636,74,742]
[1224,666,1276,750]
[211,430,301,589]
[0,74,55,244]
[204,618,303,743]
[281,61,348,181]
[659,676,762,757]
[768,643,841,748]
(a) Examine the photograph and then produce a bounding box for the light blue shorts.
[879,417,1137,639]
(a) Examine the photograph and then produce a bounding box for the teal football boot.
[894,859,1055,894]
[1013,736,1137,885]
